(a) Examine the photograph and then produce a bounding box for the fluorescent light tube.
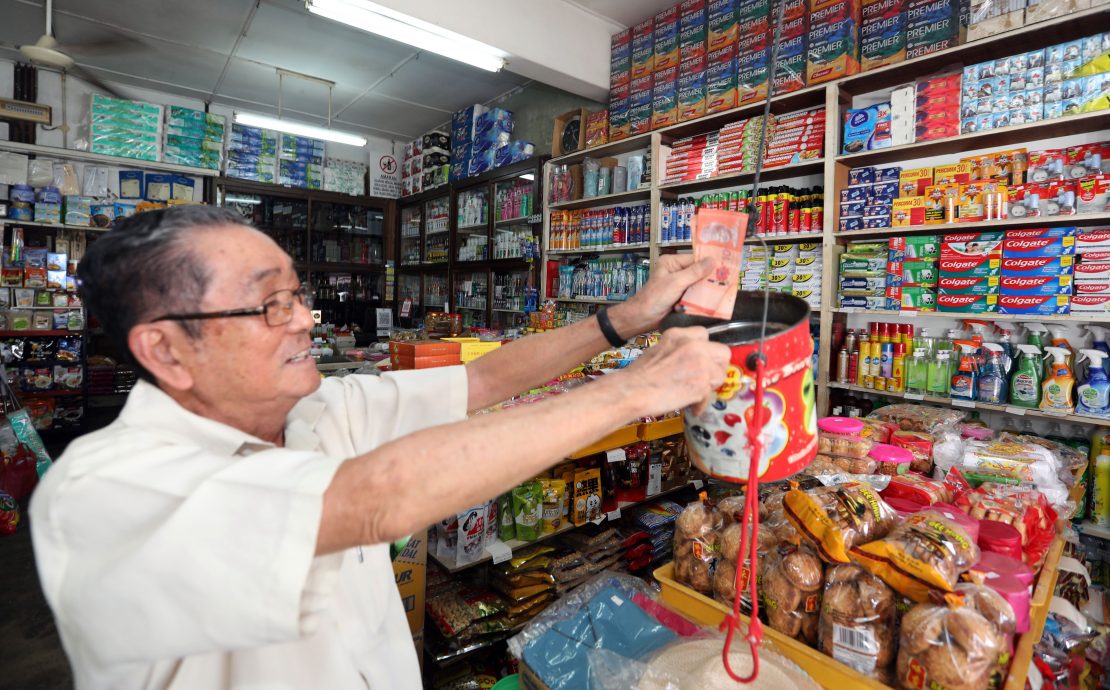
[234,111,367,147]
[306,0,506,72]
[225,194,263,205]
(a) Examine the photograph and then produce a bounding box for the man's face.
[183,225,319,407]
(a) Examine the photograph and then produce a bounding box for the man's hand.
[617,326,731,418]
[608,254,714,337]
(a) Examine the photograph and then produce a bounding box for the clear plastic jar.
[869,443,912,476]
[817,416,872,459]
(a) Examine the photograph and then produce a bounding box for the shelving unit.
[539,7,1110,419]
[0,139,221,178]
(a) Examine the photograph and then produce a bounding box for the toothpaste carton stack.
[937,231,1003,313]
[888,235,940,310]
[762,107,826,168]
[278,133,325,190]
[610,28,632,141]
[998,227,1075,314]
[806,0,862,85]
[839,242,890,309]
[967,0,1024,41]
[226,123,277,184]
[772,0,810,94]
[905,0,965,60]
[450,104,488,182]
[715,115,770,176]
[1073,228,1110,312]
[861,0,907,71]
[90,94,163,162]
[741,244,770,291]
[162,106,225,170]
[839,165,902,231]
[790,242,824,307]
[737,0,773,105]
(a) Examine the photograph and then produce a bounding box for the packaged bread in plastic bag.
[818,564,897,680]
[672,498,722,595]
[957,483,1060,568]
[895,586,1014,690]
[761,543,825,645]
[867,404,966,433]
[851,509,980,603]
[782,482,897,563]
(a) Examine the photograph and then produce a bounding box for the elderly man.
[30,205,729,690]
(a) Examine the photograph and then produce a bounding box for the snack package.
[497,492,515,541]
[881,473,954,506]
[956,484,1059,568]
[513,481,544,541]
[672,498,723,595]
[783,482,897,563]
[895,592,1011,690]
[816,417,876,474]
[867,404,967,433]
[958,438,1068,506]
[761,543,825,645]
[571,468,603,525]
[819,564,897,679]
[852,509,980,602]
[891,429,935,475]
[426,585,507,640]
[541,478,567,534]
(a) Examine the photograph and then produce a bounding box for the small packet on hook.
[678,208,748,319]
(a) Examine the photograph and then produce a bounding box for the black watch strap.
[596,307,626,348]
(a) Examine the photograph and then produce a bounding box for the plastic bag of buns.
[760,543,824,646]
[712,515,777,612]
[672,498,722,595]
[782,482,897,563]
[818,564,897,680]
[763,488,802,546]
[851,509,980,603]
[895,590,1012,690]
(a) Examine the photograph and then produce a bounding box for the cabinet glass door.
[226,194,308,262]
[424,197,450,265]
[456,188,489,262]
[400,205,422,266]
[424,273,449,312]
[311,202,384,265]
[453,271,488,329]
[491,269,533,331]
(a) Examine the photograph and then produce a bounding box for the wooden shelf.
[835,212,1110,239]
[0,219,110,233]
[659,158,825,194]
[19,389,83,398]
[548,132,653,166]
[828,381,1110,427]
[832,308,1110,323]
[0,139,219,177]
[547,243,650,255]
[835,110,1110,166]
[548,188,651,211]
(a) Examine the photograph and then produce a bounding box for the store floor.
[1,524,71,690]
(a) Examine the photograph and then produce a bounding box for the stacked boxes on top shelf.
[89,95,163,162]
[226,123,278,184]
[905,0,965,59]
[653,5,681,129]
[861,0,907,71]
[277,134,325,190]
[402,131,450,197]
[162,106,225,170]
[807,0,862,85]
[773,0,811,93]
[678,0,709,121]
[443,105,535,189]
[631,18,655,134]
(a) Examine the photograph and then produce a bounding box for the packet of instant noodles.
[678,208,747,319]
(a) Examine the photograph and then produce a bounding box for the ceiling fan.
[19,0,131,98]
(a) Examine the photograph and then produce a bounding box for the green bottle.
[1024,322,1048,379]
[927,351,952,395]
[906,348,929,394]
[1009,344,1042,408]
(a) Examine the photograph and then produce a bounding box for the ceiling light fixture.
[233,111,367,147]
[224,194,263,205]
[306,0,507,72]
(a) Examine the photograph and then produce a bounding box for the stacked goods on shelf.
[226,123,278,184]
[839,242,889,309]
[998,227,1074,314]
[277,133,324,190]
[1072,227,1110,311]
[402,131,450,197]
[705,1,739,115]
[762,107,826,168]
[915,71,964,141]
[322,157,367,197]
[653,6,681,129]
[89,95,162,162]
[840,164,901,231]
[742,242,825,307]
[678,0,709,121]
[905,0,965,59]
[554,255,650,301]
[450,104,486,182]
[772,0,811,93]
[806,0,863,85]
[937,231,1003,314]
[162,106,225,170]
[968,0,1025,39]
[610,27,633,140]
[388,339,462,370]
[548,204,651,250]
[861,0,907,71]
[842,101,893,153]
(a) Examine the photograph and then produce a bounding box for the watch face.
[561,116,581,153]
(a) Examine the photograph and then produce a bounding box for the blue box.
[999,274,1073,295]
[1000,254,1074,277]
[871,181,899,198]
[877,166,902,182]
[997,293,1071,315]
[841,185,870,202]
[1001,229,1077,258]
[848,166,876,185]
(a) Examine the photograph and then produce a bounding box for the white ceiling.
[1,0,679,141]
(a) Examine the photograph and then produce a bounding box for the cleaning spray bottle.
[993,323,1016,374]
[1086,325,1110,357]
[1068,425,1093,522]
[977,343,1008,404]
[1040,346,1076,413]
[951,341,980,401]
[1023,323,1048,379]
[1077,349,1110,417]
[1047,324,1075,369]
[1009,344,1043,408]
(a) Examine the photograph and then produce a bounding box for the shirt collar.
[118,380,280,456]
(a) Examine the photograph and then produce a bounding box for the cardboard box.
[999,274,1072,295]
[1001,254,1074,276]
[654,6,681,71]
[933,162,973,185]
[393,353,463,369]
[652,65,680,128]
[862,13,907,71]
[1074,261,1110,280]
[392,532,428,635]
[680,6,709,61]
[938,274,1000,294]
[937,292,998,312]
[901,286,938,310]
[939,253,1002,277]
[1077,230,1110,253]
[708,0,740,49]
[997,293,1070,314]
[390,339,462,357]
[902,259,939,285]
[1001,232,1076,258]
[1071,294,1110,312]
[923,184,959,223]
[899,167,933,196]
[889,234,940,259]
[892,196,926,225]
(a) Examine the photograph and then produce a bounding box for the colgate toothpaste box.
[998,274,1072,295]
[1076,281,1110,296]
[938,274,1000,294]
[937,292,998,313]
[998,293,1071,315]
[1077,229,1110,253]
[1001,228,1077,258]
[1075,262,1110,280]
[1072,294,1110,312]
[939,254,1001,278]
[1001,254,1074,277]
[941,230,1005,254]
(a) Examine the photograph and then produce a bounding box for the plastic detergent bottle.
[950,341,980,401]
[1022,323,1048,379]
[1086,325,1110,357]
[906,348,928,394]
[995,323,1017,369]
[1040,346,1076,413]
[927,350,952,395]
[1009,344,1043,409]
[1047,324,1075,370]
[1078,349,1110,417]
[977,343,1007,404]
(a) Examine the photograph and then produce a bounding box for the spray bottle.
[994,323,1017,374]
[1040,346,1076,413]
[977,343,1008,404]
[1086,325,1110,357]
[1078,349,1110,417]
[951,341,980,401]
[1023,323,1048,379]
[1009,344,1043,408]
[1047,324,1075,370]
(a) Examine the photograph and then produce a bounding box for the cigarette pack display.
[705,50,739,113]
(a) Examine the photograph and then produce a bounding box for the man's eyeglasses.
[152,287,314,328]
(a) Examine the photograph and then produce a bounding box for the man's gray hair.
[77,205,252,382]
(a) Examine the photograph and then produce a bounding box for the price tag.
[952,399,976,409]
[904,393,924,401]
[902,311,917,318]
[691,479,705,490]
[607,507,622,521]
[590,517,606,526]
[485,540,513,565]
[1043,409,1067,417]
[605,449,625,463]
[1004,406,1027,416]
[842,308,859,313]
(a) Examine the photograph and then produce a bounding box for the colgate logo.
[1001,276,1049,288]
[1005,239,1053,250]
[941,278,980,288]
[942,259,982,270]
[1080,232,1110,242]
[1005,230,1051,239]
[940,295,980,305]
[1001,296,1044,306]
[1079,283,1110,292]
[1003,258,1050,269]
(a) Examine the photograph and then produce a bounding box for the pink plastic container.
[981,572,1031,633]
[886,496,928,517]
[978,519,1023,561]
[869,443,912,476]
[969,551,1035,590]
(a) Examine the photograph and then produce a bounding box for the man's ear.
[128,324,195,392]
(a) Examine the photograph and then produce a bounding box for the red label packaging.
[654,6,681,72]
[632,18,656,79]
[610,29,631,89]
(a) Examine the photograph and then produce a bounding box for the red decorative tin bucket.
[662,291,817,483]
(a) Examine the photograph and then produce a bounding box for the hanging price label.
[904,393,925,401]
[485,540,512,565]
[1004,406,1027,416]
[952,399,976,409]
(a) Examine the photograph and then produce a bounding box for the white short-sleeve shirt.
[30,366,468,690]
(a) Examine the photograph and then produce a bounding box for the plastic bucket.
[662,292,816,483]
